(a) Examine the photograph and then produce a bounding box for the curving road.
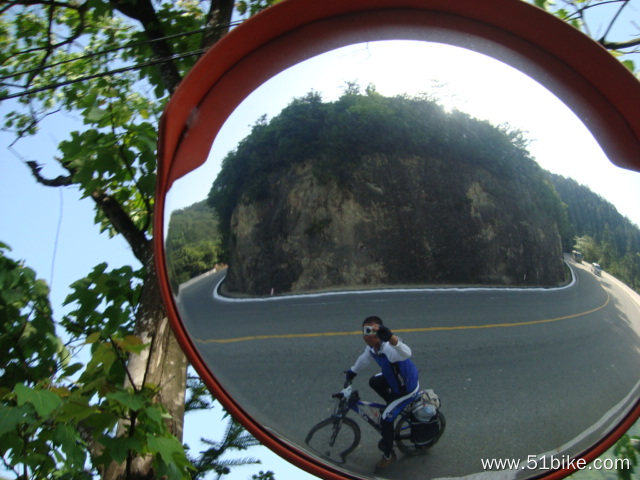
[174,257,640,479]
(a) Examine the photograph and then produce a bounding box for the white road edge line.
[211,262,577,303]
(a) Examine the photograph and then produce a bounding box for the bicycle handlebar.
[332,383,353,398]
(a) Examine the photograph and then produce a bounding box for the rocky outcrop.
[222,153,565,296]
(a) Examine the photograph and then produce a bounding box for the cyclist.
[345,315,420,469]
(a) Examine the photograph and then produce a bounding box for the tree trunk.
[201,0,236,49]
[104,258,189,480]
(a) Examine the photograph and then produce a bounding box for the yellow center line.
[193,292,610,345]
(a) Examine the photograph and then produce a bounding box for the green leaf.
[147,435,185,466]
[81,408,118,432]
[622,59,636,73]
[22,452,53,472]
[99,435,142,464]
[57,399,96,423]
[143,405,167,428]
[53,424,86,468]
[114,335,148,354]
[61,362,84,378]
[82,342,117,380]
[1,433,24,459]
[85,106,109,123]
[14,383,62,418]
[106,390,145,411]
[0,405,22,437]
[85,331,102,344]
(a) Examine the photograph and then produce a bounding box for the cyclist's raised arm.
[384,338,412,360]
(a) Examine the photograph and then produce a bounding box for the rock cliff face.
[223,153,565,296]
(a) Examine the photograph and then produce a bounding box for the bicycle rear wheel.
[395,411,446,456]
[305,417,361,463]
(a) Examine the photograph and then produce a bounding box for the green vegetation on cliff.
[209,88,565,243]
[207,88,573,294]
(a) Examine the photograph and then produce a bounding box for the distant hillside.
[549,174,640,290]
[549,174,640,253]
[208,89,570,295]
[164,200,223,289]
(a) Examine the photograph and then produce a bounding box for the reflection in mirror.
[163,41,640,479]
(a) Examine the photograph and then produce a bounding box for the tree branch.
[90,190,152,264]
[3,0,80,9]
[201,0,235,49]
[598,0,629,44]
[600,37,640,51]
[555,0,640,54]
[26,160,73,186]
[109,0,182,93]
[108,335,139,392]
[6,107,61,148]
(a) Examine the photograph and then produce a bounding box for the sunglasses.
[363,325,376,336]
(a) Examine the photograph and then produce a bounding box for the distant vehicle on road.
[572,250,584,263]
[591,263,602,276]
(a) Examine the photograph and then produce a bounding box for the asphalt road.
[174,258,640,480]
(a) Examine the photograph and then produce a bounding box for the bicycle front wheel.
[305,417,361,463]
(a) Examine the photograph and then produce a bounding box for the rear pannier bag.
[409,389,441,446]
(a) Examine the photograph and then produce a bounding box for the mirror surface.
[163,40,640,479]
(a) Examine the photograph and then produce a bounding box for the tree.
[1,1,276,479]
[0,242,193,479]
[0,244,272,479]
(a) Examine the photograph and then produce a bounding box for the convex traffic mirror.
[155,1,640,479]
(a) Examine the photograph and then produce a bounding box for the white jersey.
[350,339,412,374]
[349,338,419,420]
